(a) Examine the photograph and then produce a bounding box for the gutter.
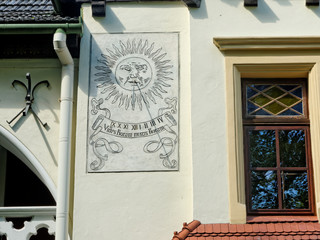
[53,28,74,240]
[0,22,82,35]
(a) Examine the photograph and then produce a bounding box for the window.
[242,79,314,215]
[0,146,55,207]
[0,145,56,240]
[214,36,320,223]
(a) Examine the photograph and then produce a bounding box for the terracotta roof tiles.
[173,217,320,240]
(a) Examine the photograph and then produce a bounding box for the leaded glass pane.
[246,83,304,117]
[277,94,300,107]
[264,102,286,114]
[264,86,285,98]
[280,85,298,91]
[251,170,278,210]
[292,88,302,98]
[249,130,276,168]
[279,109,299,116]
[250,94,271,106]
[292,102,303,113]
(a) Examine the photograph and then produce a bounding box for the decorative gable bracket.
[306,0,319,6]
[92,0,106,17]
[244,0,257,7]
[181,0,201,8]
[77,0,201,17]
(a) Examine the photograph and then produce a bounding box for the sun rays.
[94,39,174,111]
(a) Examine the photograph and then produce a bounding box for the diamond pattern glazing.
[246,84,303,116]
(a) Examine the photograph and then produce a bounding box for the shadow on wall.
[308,5,320,18]
[190,0,208,19]
[220,0,320,21]
[273,0,292,6]
[220,0,280,23]
[220,0,291,7]
[92,7,126,32]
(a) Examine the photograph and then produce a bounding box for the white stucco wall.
[190,0,320,224]
[0,59,62,188]
[73,3,192,240]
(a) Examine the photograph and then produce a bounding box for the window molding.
[217,37,320,223]
[214,37,320,52]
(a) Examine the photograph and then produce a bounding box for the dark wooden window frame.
[242,78,315,216]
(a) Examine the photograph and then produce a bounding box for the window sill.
[247,215,318,223]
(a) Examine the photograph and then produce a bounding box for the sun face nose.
[129,66,139,78]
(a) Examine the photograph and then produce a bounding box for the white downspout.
[53,28,74,240]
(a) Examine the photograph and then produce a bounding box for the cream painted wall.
[189,0,320,224]
[73,3,192,240]
[0,59,62,188]
[74,0,320,238]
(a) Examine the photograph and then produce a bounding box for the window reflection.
[249,130,276,168]
[280,130,306,167]
[251,170,278,209]
[282,172,308,209]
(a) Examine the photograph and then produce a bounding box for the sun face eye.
[120,65,132,72]
[141,64,148,72]
[135,64,148,72]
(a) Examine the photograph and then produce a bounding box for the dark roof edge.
[51,0,82,17]
[52,0,63,14]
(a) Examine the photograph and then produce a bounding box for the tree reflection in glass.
[251,170,278,209]
[249,130,276,168]
[282,172,308,209]
[280,130,306,167]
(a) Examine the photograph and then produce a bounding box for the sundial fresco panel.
[87,33,179,172]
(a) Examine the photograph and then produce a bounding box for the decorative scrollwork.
[89,104,123,170]
[90,138,123,170]
[143,125,177,169]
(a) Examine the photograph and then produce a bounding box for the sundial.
[87,33,179,172]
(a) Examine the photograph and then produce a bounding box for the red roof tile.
[244,224,253,233]
[252,224,260,233]
[172,221,201,240]
[266,223,275,233]
[172,217,320,240]
[205,224,213,233]
[221,224,230,233]
[275,223,284,232]
[213,224,221,233]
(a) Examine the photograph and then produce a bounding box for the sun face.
[94,39,173,111]
[115,57,152,91]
